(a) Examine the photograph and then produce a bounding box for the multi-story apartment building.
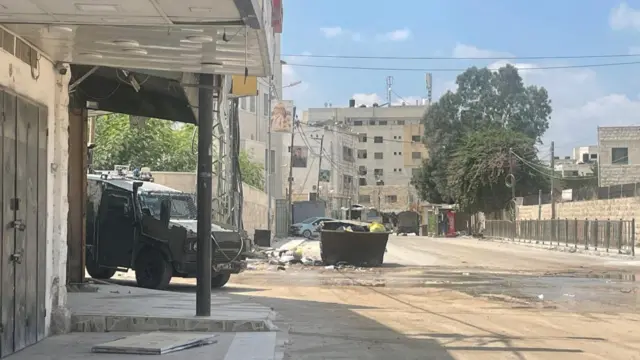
[304,100,428,210]
[237,34,286,198]
[597,126,640,186]
[283,120,358,209]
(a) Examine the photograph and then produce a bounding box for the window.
[359,134,367,142]
[374,168,384,176]
[374,152,383,160]
[369,120,376,125]
[396,120,405,125]
[357,149,367,159]
[582,153,589,163]
[393,152,397,155]
[612,147,628,165]
[393,168,397,172]
[359,178,367,186]
[263,93,269,116]
[378,120,388,126]
[359,195,371,203]
[591,154,598,160]
[353,120,363,126]
[412,152,422,159]
[343,175,353,191]
[343,146,354,162]
[385,195,398,203]
[249,96,256,112]
[240,97,247,110]
[374,136,383,143]
[398,151,402,155]
[411,135,421,142]
[358,166,367,175]
[411,168,421,177]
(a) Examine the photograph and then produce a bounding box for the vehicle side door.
[96,187,136,268]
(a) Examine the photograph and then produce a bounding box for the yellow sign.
[230,75,258,96]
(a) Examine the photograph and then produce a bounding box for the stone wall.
[518,197,640,236]
[152,172,272,237]
[597,126,640,186]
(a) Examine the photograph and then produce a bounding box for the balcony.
[0,0,276,76]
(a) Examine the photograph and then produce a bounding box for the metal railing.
[484,219,636,256]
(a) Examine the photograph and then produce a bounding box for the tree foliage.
[447,128,549,214]
[239,150,265,189]
[92,114,265,189]
[412,64,553,212]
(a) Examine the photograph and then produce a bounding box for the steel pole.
[196,73,215,316]
[266,76,273,231]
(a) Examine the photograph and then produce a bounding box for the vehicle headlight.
[186,241,197,252]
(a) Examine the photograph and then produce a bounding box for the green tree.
[93,114,265,188]
[447,128,549,214]
[238,150,264,189]
[414,64,552,206]
[93,113,198,172]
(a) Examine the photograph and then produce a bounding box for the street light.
[266,79,302,232]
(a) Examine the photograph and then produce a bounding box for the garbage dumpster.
[319,221,391,266]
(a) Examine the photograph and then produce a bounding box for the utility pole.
[386,76,393,105]
[266,75,273,232]
[550,141,556,220]
[287,107,297,227]
[316,134,324,197]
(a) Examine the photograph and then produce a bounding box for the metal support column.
[196,73,216,317]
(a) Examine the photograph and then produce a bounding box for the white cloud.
[281,60,309,101]
[320,26,343,38]
[320,26,363,41]
[376,28,412,42]
[452,43,512,58]
[610,2,640,31]
[438,43,640,154]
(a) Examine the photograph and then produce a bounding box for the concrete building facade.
[598,126,640,186]
[237,35,286,199]
[553,145,598,178]
[285,122,358,209]
[303,102,428,210]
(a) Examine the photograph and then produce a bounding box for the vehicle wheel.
[211,274,231,288]
[135,248,173,290]
[302,229,312,238]
[86,258,116,280]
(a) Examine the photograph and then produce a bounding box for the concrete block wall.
[151,172,272,237]
[598,126,640,186]
[518,197,640,236]
[357,185,417,211]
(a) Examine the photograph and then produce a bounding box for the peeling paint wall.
[0,33,70,336]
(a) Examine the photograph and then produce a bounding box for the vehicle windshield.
[139,192,197,220]
[301,217,319,224]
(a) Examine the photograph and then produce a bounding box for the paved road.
[107,236,640,359]
[225,236,640,360]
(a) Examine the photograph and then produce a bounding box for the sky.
[280,0,640,156]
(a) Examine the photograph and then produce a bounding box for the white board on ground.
[223,332,277,360]
[91,332,218,355]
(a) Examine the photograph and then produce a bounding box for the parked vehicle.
[85,173,247,290]
[290,216,335,238]
[396,211,420,235]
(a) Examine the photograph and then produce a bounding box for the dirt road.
[170,236,640,359]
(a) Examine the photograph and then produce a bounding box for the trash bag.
[369,222,386,233]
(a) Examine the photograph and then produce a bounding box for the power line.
[286,60,640,73]
[283,53,640,61]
